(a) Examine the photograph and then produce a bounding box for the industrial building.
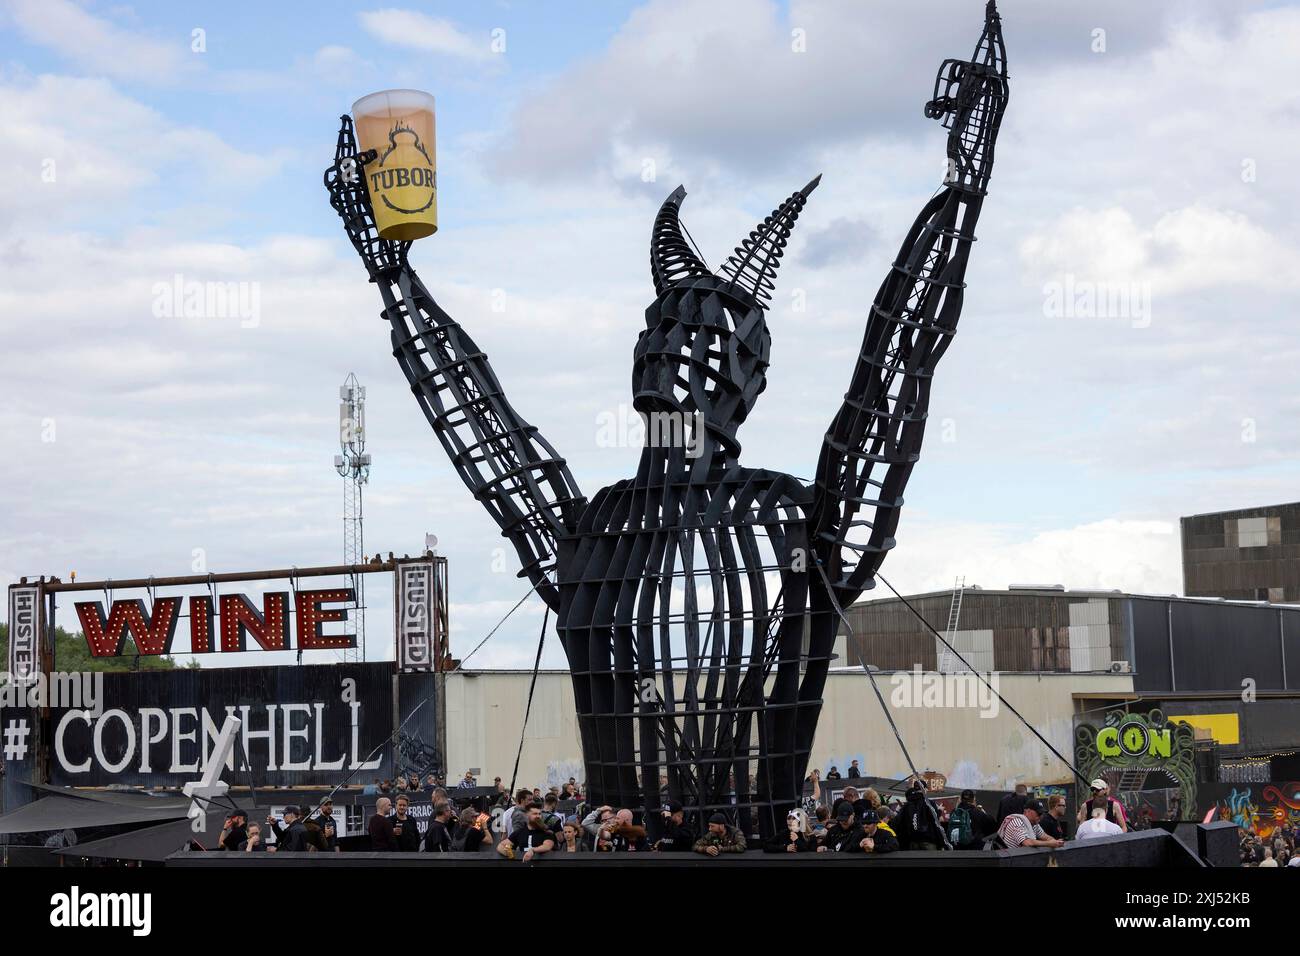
[1182,501,1300,602]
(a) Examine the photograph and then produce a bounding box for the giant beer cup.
[352,89,438,241]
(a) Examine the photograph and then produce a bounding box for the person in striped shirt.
[997,799,1065,849]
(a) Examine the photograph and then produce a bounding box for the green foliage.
[0,623,187,673]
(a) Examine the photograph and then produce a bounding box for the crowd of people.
[1240,826,1298,867]
[215,767,1291,864]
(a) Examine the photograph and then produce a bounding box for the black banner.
[48,662,395,787]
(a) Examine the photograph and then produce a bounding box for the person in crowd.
[369,796,397,851]
[857,808,899,855]
[655,800,695,852]
[1259,847,1279,867]
[693,813,747,856]
[947,790,997,850]
[379,780,393,795]
[454,807,493,852]
[560,821,586,853]
[218,810,248,851]
[423,800,455,852]
[502,789,533,836]
[847,759,863,778]
[311,798,340,852]
[892,781,951,850]
[498,803,557,861]
[996,799,1064,849]
[391,794,421,852]
[560,782,579,800]
[424,774,439,795]
[826,766,842,780]
[800,768,822,817]
[458,770,477,790]
[817,803,865,853]
[362,779,381,796]
[611,808,649,851]
[581,805,616,850]
[1076,806,1124,841]
[1039,794,1069,841]
[1077,779,1128,832]
[240,822,268,852]
[406,773,422,792]
[812,806,830,837]
[269,806,311,852]
[997,783,1029,823]
[765,808,815,853]
[541,793,566,840]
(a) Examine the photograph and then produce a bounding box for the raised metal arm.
[811,0,1008,598]
[325,117,585,609]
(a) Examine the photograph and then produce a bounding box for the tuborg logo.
[369,121,436,215]
[50,886,151,936]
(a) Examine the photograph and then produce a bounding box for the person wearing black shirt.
[818,804,866,853]
[369,797,398,851]
[238,822,268,852]
[454,807,492,852]
[655,801,695,852]
[950,791,997,850]
[997,784,1029,823]
[311,799,340,852]
[391,794,422,852]
[1040,795,1069,841]
[764,809,815,853]
[498,804,556,861]
[423,800,454,852]
[269,806,311,851]
[218,811,248,851]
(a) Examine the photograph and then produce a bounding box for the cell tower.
[334,373,371,662]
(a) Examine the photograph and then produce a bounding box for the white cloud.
[358,8,490,61]
[6,0,188,83]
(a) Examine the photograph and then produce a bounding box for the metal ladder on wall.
[937,575,965,672]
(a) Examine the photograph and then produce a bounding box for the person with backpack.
[947,790,997,850]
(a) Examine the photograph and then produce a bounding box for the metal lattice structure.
[325,2,1008,838]
[335,373,371,662]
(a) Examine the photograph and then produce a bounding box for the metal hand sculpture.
[326,2,1008,838]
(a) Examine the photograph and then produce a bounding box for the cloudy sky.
[2,0,1298,668]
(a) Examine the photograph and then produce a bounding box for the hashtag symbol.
[3,720,30,761]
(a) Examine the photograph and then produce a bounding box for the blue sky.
[2,0,1299,667]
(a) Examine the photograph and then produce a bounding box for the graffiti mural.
[1207,783,1300,839]
[1074,709,1197,820]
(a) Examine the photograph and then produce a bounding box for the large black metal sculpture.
[326,2,1008,837]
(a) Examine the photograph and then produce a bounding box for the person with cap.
[764,808,816,853]
[892,780,951,850]
[995,799,1064,849]
[218,810,248,851]
[817,802,866,853]
[268,806,311,852]
[693,813,747,856]
[655,800,695,852]
[947,790,997,850]
[311,798,340,852]
[856,808,899,854]
[1077,779,1127,832]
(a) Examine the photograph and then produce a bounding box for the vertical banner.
[394,559,434,672]
[7,583,42,686]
